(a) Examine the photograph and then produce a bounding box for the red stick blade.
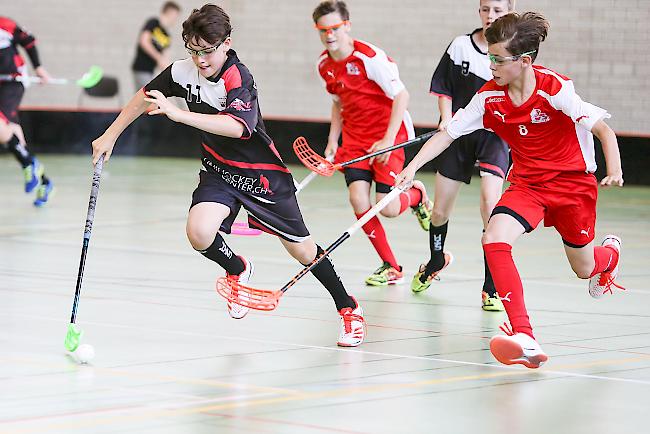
[292,137,336,177]
[216,277,282,311]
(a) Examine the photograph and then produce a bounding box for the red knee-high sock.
[398,188,422,214]
[590,246,619,277]
[483,242,534,338]
[355,210,398,268]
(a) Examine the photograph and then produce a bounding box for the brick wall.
[5,0,649,134]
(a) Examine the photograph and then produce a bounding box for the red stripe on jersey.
[430,91,452,99]
[201,143,290,173]
[221,64,242,91]
[0,17,17,33]
[354,40,377,57]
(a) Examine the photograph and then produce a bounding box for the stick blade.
[64,323,83,352]
[216,277,282,311]
[292,137,336,177]
[76,65,103,88]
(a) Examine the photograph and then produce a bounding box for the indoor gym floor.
[1,155,649,434]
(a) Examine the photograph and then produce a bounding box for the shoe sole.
[490,336,548,369]
[482,304,505,312]
[365,277,404,286]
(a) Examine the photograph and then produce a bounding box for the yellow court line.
[2,354,649,434]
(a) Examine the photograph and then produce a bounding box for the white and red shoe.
[225,256,254,319]
[337,298,366,347]
[589,235,625,299]
[489,323,548,369]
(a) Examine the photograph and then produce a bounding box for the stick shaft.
[70,155,104,324]
[338,131,436,168]
[279,187,404,293]
[0,75,67,85]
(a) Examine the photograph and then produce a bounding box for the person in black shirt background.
[131,1,181,92]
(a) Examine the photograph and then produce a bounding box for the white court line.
[19,313,650,387]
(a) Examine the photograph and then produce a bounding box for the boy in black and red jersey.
[397,12,624,368]
[92,4,366,347]
[312,1,433,287]
[0,17,54,206]
[414,0,514,312]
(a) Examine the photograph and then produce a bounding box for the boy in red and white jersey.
[397,12,624,368]
[312,1,432,287]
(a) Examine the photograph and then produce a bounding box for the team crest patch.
[530,108,550,123]
[229,98,252,111]
[346,62,360,75]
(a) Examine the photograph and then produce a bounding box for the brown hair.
[162,1,180,13]
[485,11,549,61]
[312,1,350,23]
[182,4,232,47]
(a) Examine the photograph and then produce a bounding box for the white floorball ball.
[75,344,95,364]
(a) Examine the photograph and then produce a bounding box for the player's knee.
[288,241,317,264]
[348,192,370,213]
[0,124,12,143]
[431,207,449,226]
[482,229,500,245]
[186,225,217,250]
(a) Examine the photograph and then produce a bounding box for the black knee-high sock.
[6,135,33,168]
[197,233,245,276]
[307,245,355,311]
[423,221,448,280]
[482,230,496,295]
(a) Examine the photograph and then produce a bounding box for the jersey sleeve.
[144,64,176,96]
[364,52,406,99]
[220,65,258,139]
[142,18,158,33]
[13,22,40,68]
[550,80,610,131]
[445,92,485,139]
[429,42,454,98]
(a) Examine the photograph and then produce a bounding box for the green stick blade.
[64,323,83,352]
[76,66,103,89]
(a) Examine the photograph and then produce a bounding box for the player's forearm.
[105,89,149,138]
[328,101,342,142]
[408,131,454,171]
[175,111,245,138]
[383,90,409,141]
[593,120,622,175]
[438,96,453,122]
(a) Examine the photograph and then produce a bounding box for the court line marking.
[1,353,648,434]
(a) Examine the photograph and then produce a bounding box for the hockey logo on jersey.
[346,62,360,76]
[229,98,252,111]
[530,108,550,124]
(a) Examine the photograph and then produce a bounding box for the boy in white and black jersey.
[412,0,514,312]
[92,4,366,347]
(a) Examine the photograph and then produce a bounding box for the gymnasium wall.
[5,0,650,135]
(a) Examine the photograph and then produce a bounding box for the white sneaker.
[226,257,254,319]
[589,235,624,298]
[490,330,548,369]
[337,298,366,347]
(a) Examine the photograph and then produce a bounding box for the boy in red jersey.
[396,12,624,368]
[312,1,433,287]
[0,17,54,206]
[92,4,366,347]
[414,0,515,313]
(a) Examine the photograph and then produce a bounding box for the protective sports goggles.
[314,20,349,34]
[488,50,537,65]
[186,41,223,57]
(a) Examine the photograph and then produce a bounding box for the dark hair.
[485,12,549,61]
[182,4,232,47]
[312,1,350,23]
[161,1,181,13]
